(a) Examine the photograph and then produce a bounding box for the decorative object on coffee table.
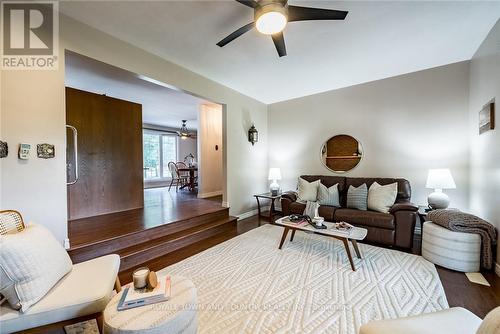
[254,192,282,224]
[268,167,282,196]
[103,275,198,334]
[426,169,456,209]
[64,319,99,334]
[37,143,55,159]
[274,216,367,271]
[0,141,8,158]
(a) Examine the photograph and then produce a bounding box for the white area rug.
[158,224,448,334]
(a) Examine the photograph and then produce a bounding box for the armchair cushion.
[0,223,73,312]
[0,254,120,333]
[359,307,481,334]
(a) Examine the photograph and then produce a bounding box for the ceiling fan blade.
[235,0,259,8]
[288,5,348,22]
[272,32,287,57]
[216,22,255,47]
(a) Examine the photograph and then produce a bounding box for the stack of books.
[117,275,171,311]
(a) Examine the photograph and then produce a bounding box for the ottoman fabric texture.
[422,222,481,272]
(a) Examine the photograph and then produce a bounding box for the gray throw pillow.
[318,183,340,207]
[347,184,368,210]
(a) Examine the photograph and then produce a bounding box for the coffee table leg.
[278,227,290,250]
[290,229,296,242]
[351,240,362,259]
[342,238,356,271]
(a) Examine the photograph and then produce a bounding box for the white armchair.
[0,210,121,333]
[360,306,500,334]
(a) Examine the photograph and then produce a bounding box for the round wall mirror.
[321,135,363,173]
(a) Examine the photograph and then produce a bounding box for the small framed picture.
[479,100,495,134]
[37,143,55,159]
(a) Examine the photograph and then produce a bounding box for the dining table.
[178,166,198,191]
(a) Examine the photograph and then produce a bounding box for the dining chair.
[168,161,187,192]
[177,162,198,191]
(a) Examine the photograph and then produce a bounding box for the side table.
[103,275,197,334]
[254,192,282,224]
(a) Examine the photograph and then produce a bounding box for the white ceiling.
[65,51,207,129]
[60,1,500,104]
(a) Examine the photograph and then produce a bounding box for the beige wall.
[268,62,471,209]
[469,19,500,266]
[198,104,223,198]
[0,14,268,243]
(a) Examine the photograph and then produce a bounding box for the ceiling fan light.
[256,11,287,35]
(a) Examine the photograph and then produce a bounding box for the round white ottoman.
[104,275,198,334]
[422,222,481,272]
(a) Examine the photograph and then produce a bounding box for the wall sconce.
[248,125,258,146]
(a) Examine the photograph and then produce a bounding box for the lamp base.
[427,191,450,209]
[270,180,280,196]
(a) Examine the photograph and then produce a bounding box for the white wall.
[268,62,471,209]
[469,19,500,264]
[198,104,223,198]
[1,14,268,243]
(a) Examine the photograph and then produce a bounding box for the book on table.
[117,275,172,311]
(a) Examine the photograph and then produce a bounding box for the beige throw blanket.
[428,209,497,270]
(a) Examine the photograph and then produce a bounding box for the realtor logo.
[1,1,58,69]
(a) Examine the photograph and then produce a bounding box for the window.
[143,130,177,180]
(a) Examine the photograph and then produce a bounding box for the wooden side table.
[254,193,282,224]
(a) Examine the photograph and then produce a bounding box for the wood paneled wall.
[66,87,144,220]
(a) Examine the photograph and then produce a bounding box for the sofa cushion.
[368,182,398,213]
[318,183,340,207]
[0,254,120,333]
[334,209,395,230]
[0,223,73,312]
[347,184,368,211]
[345,177,411,206]
[297,178,320,202]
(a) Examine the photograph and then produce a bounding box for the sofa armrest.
[281,191,297,202]
[389,202,418,214]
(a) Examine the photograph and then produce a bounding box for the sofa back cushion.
[344,177,411,207]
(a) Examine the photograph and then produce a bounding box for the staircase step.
[68,207,230,263]
[118,216,237,272]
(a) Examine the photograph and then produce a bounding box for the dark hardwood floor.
[68,188,222,247]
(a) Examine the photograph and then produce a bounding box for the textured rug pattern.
[159,224,448,334]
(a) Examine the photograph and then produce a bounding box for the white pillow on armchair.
[0,223,73,312]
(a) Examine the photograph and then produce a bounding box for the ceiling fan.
[176,120,196,139]
[216,0,348,57]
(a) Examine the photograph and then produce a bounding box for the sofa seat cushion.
[334,209,395,230]
[289,202,337,221]
[0,254,120,333]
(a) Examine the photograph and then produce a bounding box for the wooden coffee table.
[273,216,368,271]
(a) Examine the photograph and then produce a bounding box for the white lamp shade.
[426,169,456,190]
[268,168,282,181]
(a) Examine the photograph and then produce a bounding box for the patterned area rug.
[158,224,448,334]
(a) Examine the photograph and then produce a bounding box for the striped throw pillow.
[318,183,340,207]
[347,184,368,210]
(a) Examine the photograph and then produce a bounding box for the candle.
[133,267,150,289]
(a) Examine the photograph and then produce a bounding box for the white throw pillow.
[317,183,340,207]
[297,178,320,203]
[368,182,398,213]
[0,223,73,312]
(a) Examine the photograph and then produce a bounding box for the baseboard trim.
[495,262,500,278]
[197,191,223,199]
[238,209,259,220]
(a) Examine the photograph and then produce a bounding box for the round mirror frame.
[320,134,363,173]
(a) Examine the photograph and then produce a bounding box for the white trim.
[222,201,229,208]
[238,209,259,220]
[197,190,223,199]
[495,262,500,278]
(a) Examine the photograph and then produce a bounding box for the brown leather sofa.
[281,175,418,249]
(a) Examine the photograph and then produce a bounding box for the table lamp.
[268,168,282,196]
[426,169,456,209]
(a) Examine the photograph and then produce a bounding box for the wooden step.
[68,207,230,263]
[118,216,237,272]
